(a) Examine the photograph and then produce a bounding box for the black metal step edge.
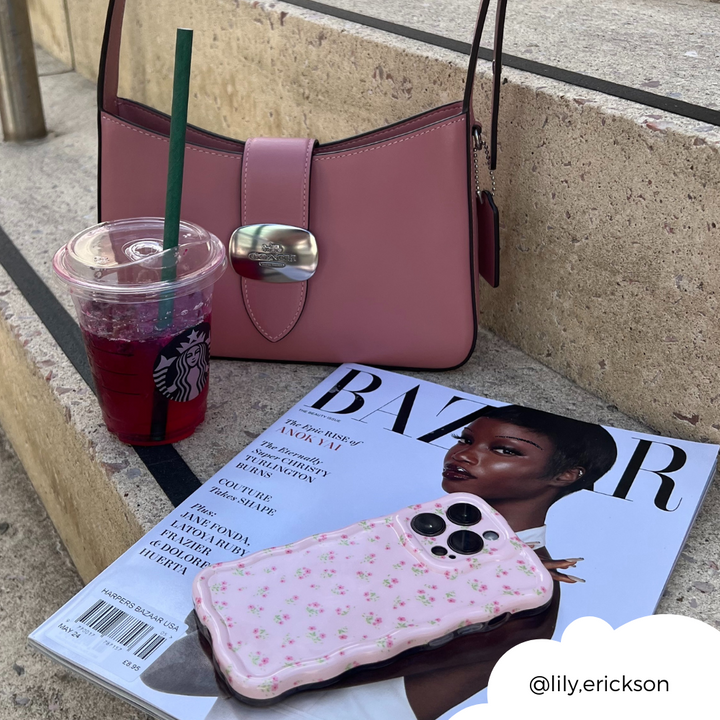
[283,0,720,128]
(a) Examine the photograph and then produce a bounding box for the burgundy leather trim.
[116,99,244,153]
[314,117,466,161]
[100,0,121,115]
[100,113,243,160]
[461,108,479,369]
[320,103,461,152]
[112,95,464,155]
[240,138,316,343]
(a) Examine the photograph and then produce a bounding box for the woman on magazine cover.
[140,404,617,720]
[389,404,617,719]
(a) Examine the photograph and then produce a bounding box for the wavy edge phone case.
[192,493,553,704]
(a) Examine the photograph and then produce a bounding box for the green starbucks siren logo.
[153,322,210,402]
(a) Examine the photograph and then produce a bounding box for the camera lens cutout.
[431,546,448,557]
[411,513,446,537]
[446,503,481,527]
[483,531,500,541]
[448,530,483,555]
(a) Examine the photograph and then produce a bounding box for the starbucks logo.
[153,322,210,402]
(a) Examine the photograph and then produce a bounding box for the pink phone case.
[192,493,553,704]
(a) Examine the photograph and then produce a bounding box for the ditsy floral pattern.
[193,493,552,701]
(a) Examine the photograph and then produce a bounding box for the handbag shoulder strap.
[98,0,123,116]
[99,0,507,166]
[463,0,508,171]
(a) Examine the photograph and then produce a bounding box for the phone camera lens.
[411,513,446,537]
[483,531,500,541]
[431,546,448,556]
[447,530,483,555]
[446,503,481,526]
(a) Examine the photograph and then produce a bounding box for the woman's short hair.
[474,404,618,500]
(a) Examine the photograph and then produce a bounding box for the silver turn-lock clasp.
[229,223,318,283]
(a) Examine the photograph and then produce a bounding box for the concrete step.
[26,0,720,445]
[5,55,718,590]
[0,427,145,719]
[0,49,719,720]
[1,42,720,563]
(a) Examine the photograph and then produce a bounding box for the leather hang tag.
[477,190,500,288]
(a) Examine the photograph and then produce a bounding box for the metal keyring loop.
[472,127,496,197]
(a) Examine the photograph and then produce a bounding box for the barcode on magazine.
[77,600,166,660]
[46,589,184,682]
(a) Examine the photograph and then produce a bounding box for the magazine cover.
[29,364,719,720]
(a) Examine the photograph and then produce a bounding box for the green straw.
[159,28,194,327]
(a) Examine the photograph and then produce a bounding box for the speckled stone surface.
[51,0,720,114]
[0,55,173,579]
[320,0,720,112]
[0,428,147,719]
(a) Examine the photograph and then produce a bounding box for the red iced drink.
[53,218,226,445]
[81,315,211,445]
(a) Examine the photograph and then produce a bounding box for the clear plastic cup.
[53,217,226,445]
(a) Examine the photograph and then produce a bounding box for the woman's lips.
[442,463,475,482]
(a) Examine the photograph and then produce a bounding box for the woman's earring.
[577,469,584,477]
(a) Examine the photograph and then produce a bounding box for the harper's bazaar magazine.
[30,364,719,720]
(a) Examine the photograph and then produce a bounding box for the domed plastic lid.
[53,217,226,301]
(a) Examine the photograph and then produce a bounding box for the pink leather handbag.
[98,0,506,369]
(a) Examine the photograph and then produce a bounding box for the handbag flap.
[240,137,316,343]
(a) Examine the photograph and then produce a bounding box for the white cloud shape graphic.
[450,614,720,720]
